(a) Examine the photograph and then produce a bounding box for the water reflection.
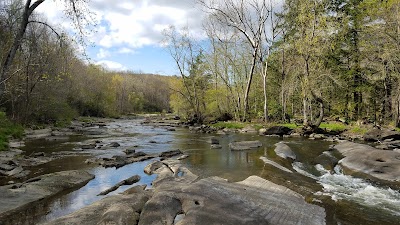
[15,120,400,225]
[37,161,156,224]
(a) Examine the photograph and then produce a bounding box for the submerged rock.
[260,156,293,173]
[333,141,400,187]
[229,141,262,151]
[98,175,141,196]
[274,142,296,160]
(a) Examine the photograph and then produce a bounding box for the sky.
[37,0,207,75]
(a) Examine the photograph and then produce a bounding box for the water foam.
[293,162,400,216]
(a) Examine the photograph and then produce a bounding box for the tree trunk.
[262,63,268,122]
[243,49,257,121]
[0,0,44,96]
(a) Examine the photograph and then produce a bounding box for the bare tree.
[198,0,271,121]
[0,0,93,97]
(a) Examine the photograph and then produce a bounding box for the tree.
[163,26,209,123]
[0,0,93,97]
[280,0,332,128]
[198,0,271,121]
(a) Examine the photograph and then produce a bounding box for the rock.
[260,156,293,173]
[380,139,400,150]
[139,174,325,225]
[108,142,120,148]
[159,149,183,158]
[333,141,400,187]
[310,133,325,139]
[150,160,198,188]
[98,175,141,196]
[32,152,45,157]
[8,141,25,148]
[144,161,165,175]
[239,126,257,134]
[44,187,151,225]
[313,151,339,171]
[124,148,136,154]
[229,141,262,151]
[166,127,176,131]
[258,128,267,135]
[274,142,296,160]
[177,154,189,160]
[211,144,222,149]
[5,166,24,177]
[363,128,400,142]
[0,170,94,224]
[210,137,220,145]
[24,128,52,140]
[189,125,217,133]
[262,126,292,136]
[81,143,96,149]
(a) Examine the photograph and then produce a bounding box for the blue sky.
[37,0,206,76]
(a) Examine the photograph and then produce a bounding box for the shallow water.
[13,119,400,225]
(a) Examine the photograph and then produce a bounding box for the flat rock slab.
[229,141,262,151]
[274,142,296,160]
[44,186,151,225]
[0,170,94,223]
[333,141,400,186]
[139,175,325,225]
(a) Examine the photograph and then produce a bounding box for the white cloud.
[96,48,110,59]
[96,60,127,71]
[37,0,205,49]
[118,48,136,54]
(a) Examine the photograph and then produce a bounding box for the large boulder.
[139,174,325,225]
[229,141,262,151]
[363,128,400,142]
[333,141,400,187]
[261,126,292,136]
[274,142,296,160]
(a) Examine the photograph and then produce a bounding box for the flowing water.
[13,119,400,225]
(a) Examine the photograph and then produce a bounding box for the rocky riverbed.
[1,117,400,225]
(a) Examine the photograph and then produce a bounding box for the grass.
[319,122,347,132]
[350,126,368,135]
[211,121,246,129]
[0,112,24,151]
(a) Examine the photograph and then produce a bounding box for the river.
[18,119,400,225]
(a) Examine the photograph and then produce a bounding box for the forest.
[168,0,400,128]
[0,0,399,131]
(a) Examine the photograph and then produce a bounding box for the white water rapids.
[292,161,400,216]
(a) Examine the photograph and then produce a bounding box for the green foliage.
[319,122,347,132]
[350,126,368,135]
[0,112,24,151]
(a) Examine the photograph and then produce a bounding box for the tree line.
[165,0,400,128]
[0,0,171,125]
